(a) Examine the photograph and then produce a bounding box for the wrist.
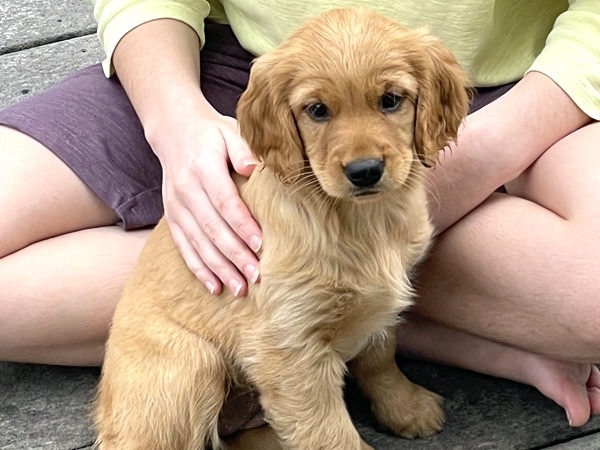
[144,89,220,154]
[428,112,515,232]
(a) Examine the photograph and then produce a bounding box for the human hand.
[151,102,262,297]
[425,110,508,234]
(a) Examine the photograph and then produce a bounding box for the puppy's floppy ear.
[413,31,470,167]
[237,52,305,184]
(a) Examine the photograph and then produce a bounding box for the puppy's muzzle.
[344,158,385,188]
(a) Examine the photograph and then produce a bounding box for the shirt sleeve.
[526,0,600,120]
[91,0,211,77]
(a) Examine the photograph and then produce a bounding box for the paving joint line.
[0,29,97,56]
[67,440,95,450]
[528,429,600,449]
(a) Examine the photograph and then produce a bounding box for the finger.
[181,190,259,290]
[167,220,223,295]
[198,152,263,254]
[222,123,259,177]
[171,210,252,297]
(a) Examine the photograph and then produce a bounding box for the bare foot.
[521,356,600,427]
[395,315,600,428]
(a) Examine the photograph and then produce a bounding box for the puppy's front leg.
[349,327,444,439]
[243,346,372,450]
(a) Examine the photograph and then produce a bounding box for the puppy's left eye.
[380,93,403,113]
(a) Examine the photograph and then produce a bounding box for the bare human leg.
[0,227,150,366]
[401,121,600,426]
[0,126,150,366]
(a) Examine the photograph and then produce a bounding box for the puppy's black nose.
[344,158,384,187]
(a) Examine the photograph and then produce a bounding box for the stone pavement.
[1,1,600,449]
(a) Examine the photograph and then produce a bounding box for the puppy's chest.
[322,259,412,361]
[262,242,413,362]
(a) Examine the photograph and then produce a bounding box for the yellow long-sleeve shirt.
[92,0,600,119]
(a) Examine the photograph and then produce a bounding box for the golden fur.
[94,7,469,450]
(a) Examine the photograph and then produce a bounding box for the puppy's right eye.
[306,103,331,121]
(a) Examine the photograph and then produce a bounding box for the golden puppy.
[94,7,469,450]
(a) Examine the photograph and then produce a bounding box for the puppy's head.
[237,7,469,200]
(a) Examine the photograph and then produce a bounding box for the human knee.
[0,126,118,256]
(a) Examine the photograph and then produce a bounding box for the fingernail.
[566,410,572,426]
[249,235,262,253]
[230,280,243,297]
[244,265,260,284]
[243,159,259,167]
[205,281,216,295]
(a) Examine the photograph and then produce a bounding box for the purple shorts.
[0,23,515,230]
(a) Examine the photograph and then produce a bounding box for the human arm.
[429,0,600,232]
[93,4,262,296]
[429,71,591,233]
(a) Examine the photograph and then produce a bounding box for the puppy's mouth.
[352,187,382,198]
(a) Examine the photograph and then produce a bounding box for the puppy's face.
[288,59,419,199]
[238,7,470,200]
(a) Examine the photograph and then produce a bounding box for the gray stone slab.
[0,0,96,54]
[347,359,600,450]
[0,34,103,109]
[3,358,600,450]
[545,433,600,449]
[0,362,98,450]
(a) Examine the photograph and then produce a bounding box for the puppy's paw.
[371,384,444,439]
